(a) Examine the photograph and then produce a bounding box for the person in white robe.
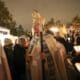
[26,10,69,80]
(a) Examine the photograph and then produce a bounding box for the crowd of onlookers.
[0,29,80,80]
[2,37,30,80]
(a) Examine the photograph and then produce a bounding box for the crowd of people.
[0,10,80,80]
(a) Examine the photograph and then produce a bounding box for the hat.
[4,38,13,46]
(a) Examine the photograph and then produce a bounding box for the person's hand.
[26,54,33,63]
[40,52,46,60]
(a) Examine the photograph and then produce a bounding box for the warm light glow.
[49,27,59,33]
[0,33,18,46]
[74,45,80,53]
[75,63,80,72]
[59,25,67,38]
[67,37,71,41]
[60,26,67,35]
[0,27,18,46]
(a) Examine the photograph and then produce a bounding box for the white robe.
[27,34,68,80]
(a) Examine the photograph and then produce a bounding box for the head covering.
[4,38,13,46]
[32,10,46,35]
[18,37,26,47]
[32,10,45,25]
[19,35,26,39]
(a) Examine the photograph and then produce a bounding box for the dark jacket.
[13,44,26,74]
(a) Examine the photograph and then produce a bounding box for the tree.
[46,18,55,26]
[45,18,55,29]
[72,15,80,25]
[55,20,62,27]
[0,0,16,34]
[10,27,18,36]
[17,25,25,36]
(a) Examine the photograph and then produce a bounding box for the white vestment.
[27,34,68,80]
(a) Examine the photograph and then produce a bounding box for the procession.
[0,9,80,80]
[0,0,80,80]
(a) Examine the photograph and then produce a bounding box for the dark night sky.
[3,0,80,30]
